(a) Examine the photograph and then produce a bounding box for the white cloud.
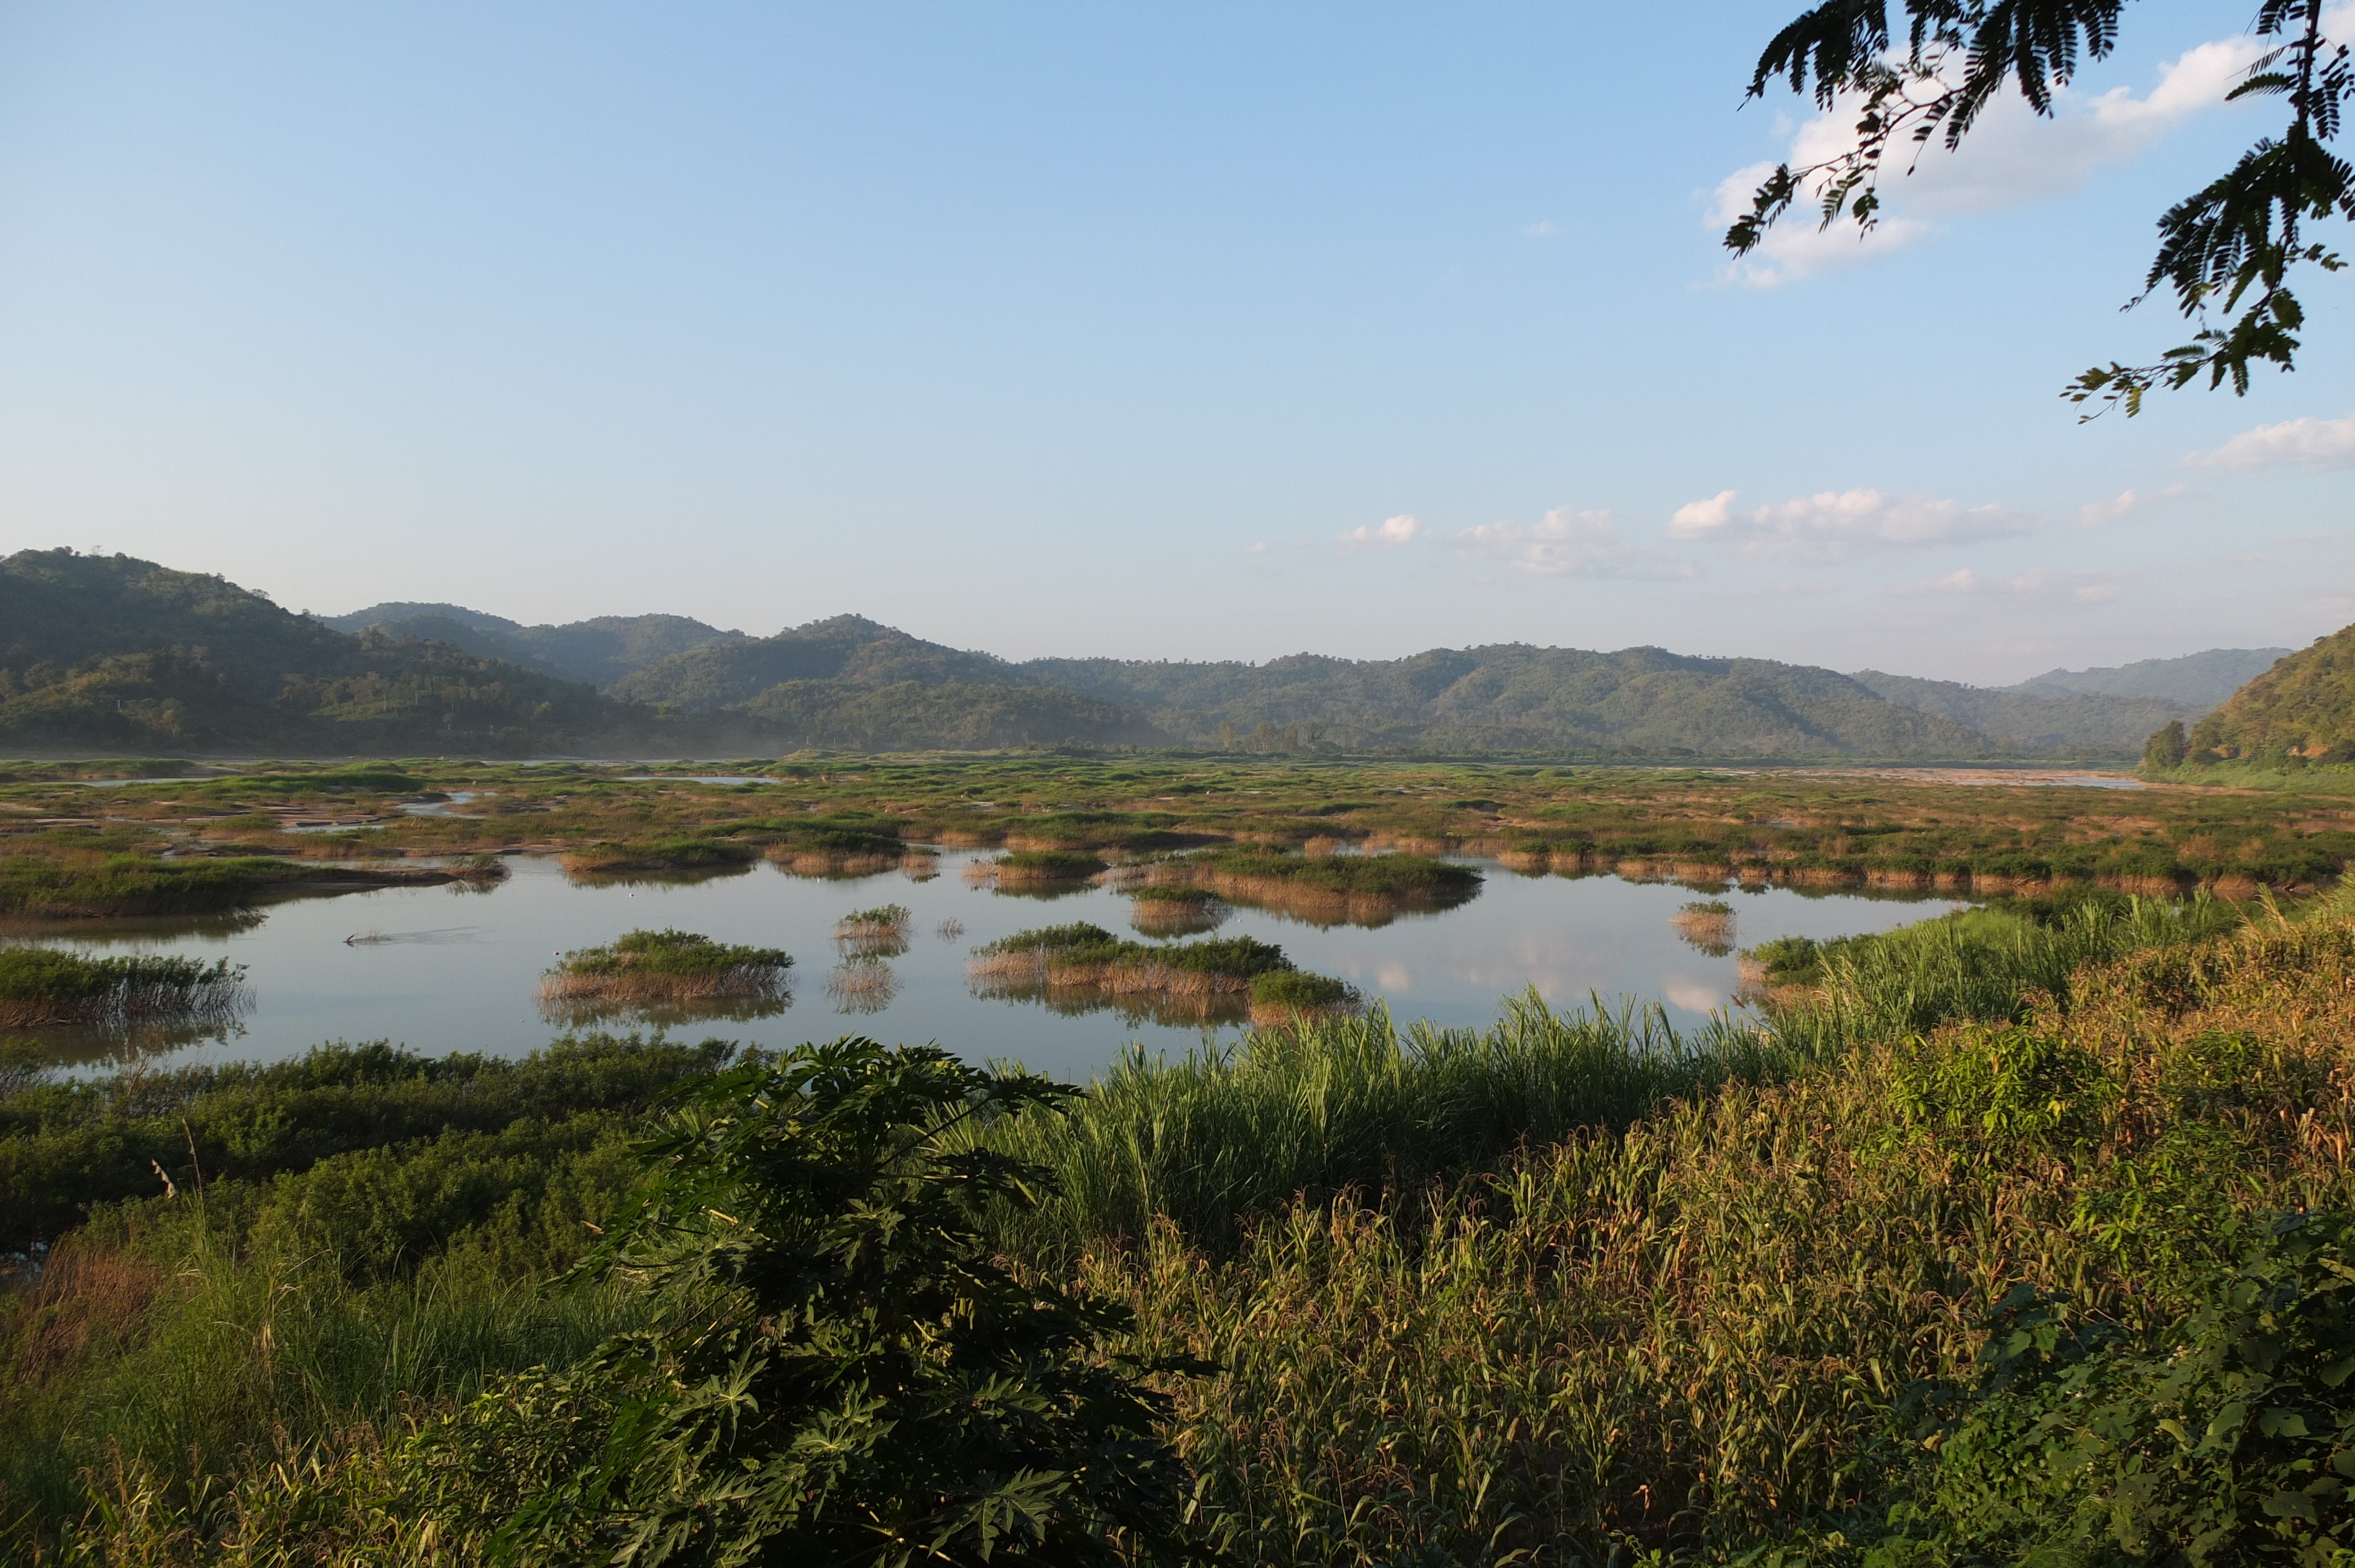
[1711,24,2284,287]
[1523,219,1560,237]
[2185,411,2355,469]
[1668,487,2034,560]
[1891,567,2125,603]
[2078,484,2185,527]
[1244,541,1270,554]
[1335,513,1421,553]
[1452,507,1694,579]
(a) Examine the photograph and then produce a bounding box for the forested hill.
[616,614,2175,758]
[2184,627,2355,764]
[2005,646,2289,705]
[1013,646,1999,755]
[0,552,2255,759]
[0,554,1162,755]
[324,603,748,689]
[0,550,655,754]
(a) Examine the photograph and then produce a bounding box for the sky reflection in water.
[10,852,1963,1080]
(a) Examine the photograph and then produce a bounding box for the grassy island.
[0,947,247,1031]
[536,928,793,1014]
[833,903,913,958]
[1139,844,1482,924]
[558,838,761,878]
[967,922,1353,1024]
[972,849,1109,887]
[1126,883,1230,935]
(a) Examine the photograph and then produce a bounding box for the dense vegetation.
[18,885,2355,1560]
[2177,623,2355,768]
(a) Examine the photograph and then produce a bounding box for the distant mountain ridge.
[1846,670,2199,755]
[2003,647,2290,706]
[611,613,2194,759]
[0,551,2296,759]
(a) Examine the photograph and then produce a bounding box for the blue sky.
[0,0,2347,683]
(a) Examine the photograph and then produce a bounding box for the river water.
[11,851,1963,1079]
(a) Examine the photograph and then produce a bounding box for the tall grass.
[1765,892,2245,1052]
[971,992,1781,1261]
[0,949,247,1031]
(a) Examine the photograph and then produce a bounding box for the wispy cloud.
[2185,411,2355,470]
[1668,487,2033,560]
[1710,23,2290,287]
[1523,219,1560,237]
[1244,541,1270,555]
[1452,507,1693,579]
[2079,484,2185,527]
[1890,567,2125,604]
[1335,514,1422,553]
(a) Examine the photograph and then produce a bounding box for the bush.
[424,1040,1210,1566]
[1870,1212,2355,1566]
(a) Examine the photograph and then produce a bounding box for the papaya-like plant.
[426,1037,1210,1567]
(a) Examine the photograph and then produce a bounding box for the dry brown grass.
[0,1244,164,1404]
[767,848,903,879]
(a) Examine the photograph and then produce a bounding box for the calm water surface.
[14,853,1963,1079]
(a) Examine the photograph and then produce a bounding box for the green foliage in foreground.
[417,1042,1208,1566]
[1867,1215,2355,1567]
[970,992,1774,1263]
[4,888,2347,1564]
[549,928,792,980]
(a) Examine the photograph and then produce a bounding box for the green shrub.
[1870,1213,2355,1566]
[422,1040,1209,1566]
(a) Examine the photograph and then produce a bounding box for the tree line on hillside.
[0,547,2300,759]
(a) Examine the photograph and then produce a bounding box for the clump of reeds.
[1245,969,1362,1028]
[900,849,941,882]
[936,918,966,941]
[560,839,759,879]
[968,923,1339,1021]
[1671,898,1737,955]
[986,851,1110,887]
[827,958,899,1014]
[1127,885,1230,936]
[834,903,914,959]
[1137,845,1482,924]
[0,947,249,1031]
[536,928,792,1013]
[769,847,904,880]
